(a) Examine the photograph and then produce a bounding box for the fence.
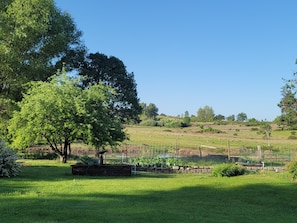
[113,144,297,167]
[21,143,297,167]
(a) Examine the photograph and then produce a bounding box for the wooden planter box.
[71,164,132,176]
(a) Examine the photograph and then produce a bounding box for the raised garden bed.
[71,164,132,176]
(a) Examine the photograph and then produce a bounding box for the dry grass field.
[125,122,295,150]
[122,122,297,164]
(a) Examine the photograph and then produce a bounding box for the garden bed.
[71,164,132,176]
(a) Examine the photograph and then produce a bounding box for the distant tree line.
[139,103,250,127]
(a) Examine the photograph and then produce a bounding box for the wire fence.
[21,143,297,167]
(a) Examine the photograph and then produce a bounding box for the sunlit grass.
[0,160,297,223]
[125,124,297,150]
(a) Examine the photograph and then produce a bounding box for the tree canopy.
[0,0,86,102]
[197,106,214,122]
[78,52,142,123]
[8,71,127,163]
[236,112,247,122]
[278,75,297,126]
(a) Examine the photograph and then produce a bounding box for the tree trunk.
[59,154,67,163]
[46,137,70,163]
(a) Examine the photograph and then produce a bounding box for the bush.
[140,119,157,126]
[0,141,21,177]
[78,154,98,166]
[212,163,245,177]
[287,160,297,180]
[164,120,183,128]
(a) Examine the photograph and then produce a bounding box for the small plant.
[0,141,21,177]
[288,131,297,140]
[78,154,98,166]
[212,163,245,177]
[286,160,297,180]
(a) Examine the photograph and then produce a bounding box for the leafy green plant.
[286,160,297,180]
[0,141,21,177]
[212,163,245,177]
[139,119,158,126]
[129,156,183,167]
[78,154,98,166]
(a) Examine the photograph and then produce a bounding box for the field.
[125,122,296,150]
[121,123,297,164]
[1,160,297,223]
[22,122,297,166]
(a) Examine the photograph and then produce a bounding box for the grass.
[125,123,297,150]
[1,160,297,223]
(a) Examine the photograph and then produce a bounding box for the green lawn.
[1,160,297,223]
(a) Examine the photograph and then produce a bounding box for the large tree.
[78,52,142,123]
[236,112,247,122]
[144,103,159,120]
[0,0,85,102]
[197,105,215,122]
[278,75,297,126]
[8,71,126,163]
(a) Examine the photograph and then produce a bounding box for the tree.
[182,116,191,127]
[0,97,17,139]
[144,103,159,120]
[214,114,225,121]
[226,115,235,122]
[8,71,126,163]
[196,106,214,122]
[257,123,272,146]
[278,75,297,126]
[0,0,86,102]
[237,112,247,122]
[78,52,142,123]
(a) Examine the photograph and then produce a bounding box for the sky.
[55,0,297,121]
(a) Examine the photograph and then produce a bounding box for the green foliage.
[164,120,184,128]
[78,154,98,166]
[139,119,157,126]
[237,112,248,122]
[182,116,191,126]
[129,156,183,167]
[0,141,21,177]
[141,103,158,120]
[140,116,190,128]
[212,163,245,177]
[0,0,85,102]
[8,72,126,163]
[198,126,224,134]
[278,73,297,127]
[0,97,17,139]
[286,160,297,179]
[288,131,297,139]
[197,105,215,122]
[79,53,142,123]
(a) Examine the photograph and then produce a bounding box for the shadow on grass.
[1,182,297,223]
[1,166,297,223]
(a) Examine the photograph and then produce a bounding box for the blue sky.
[55,0,297,121]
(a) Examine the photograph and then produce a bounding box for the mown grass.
[1,160,297,223]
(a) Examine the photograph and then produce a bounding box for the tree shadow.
[1,174,297,223]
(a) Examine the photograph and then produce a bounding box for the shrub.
[140,119,157,126]
[78,154,98,165]
[164,120,183,128]
[287,160,297,180]
[0,141,21,177]
[212,163,245,177]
